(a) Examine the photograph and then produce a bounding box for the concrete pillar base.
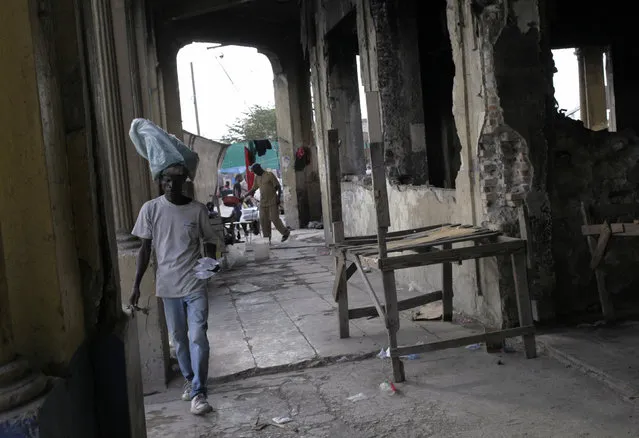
[0,357,48,434]
[0,395,46,438]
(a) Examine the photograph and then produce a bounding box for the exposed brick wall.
[475,0,556,326]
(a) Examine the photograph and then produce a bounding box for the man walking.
[243,163,290,243]
[129,163,216,415]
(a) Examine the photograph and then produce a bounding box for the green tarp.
[220,141,280,173]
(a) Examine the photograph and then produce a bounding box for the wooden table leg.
[383,271,405,382]
[442,242,453,322]
[511,251,537,359]
[333,253,349,339]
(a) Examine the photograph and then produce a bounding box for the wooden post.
[328,129,349,338]
[580,202,615,321]
[511,251,537,359]
[442,242,453,321]
[370,139,404,382]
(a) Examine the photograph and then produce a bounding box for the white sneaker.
[181,380,192,401]
[190,394,213,415]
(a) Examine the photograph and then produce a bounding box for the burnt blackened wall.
[368,0,425,183]
[549,117,639,316]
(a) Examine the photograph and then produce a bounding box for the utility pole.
[190,61,200,135]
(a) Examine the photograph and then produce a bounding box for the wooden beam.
[581,223,631,235]
[442,242,453,322]
[342,223,455,244]
[354,230,501,257]
[345,262,357,280]
[581,202,615,321]
[590,221,612,269]
[348,291,443,320]
[376,239,526,271]
[332,255,345,302]
[511,252,537,358]
[518,205,534,269]
[353,256,388,327]
[391,326,535,357]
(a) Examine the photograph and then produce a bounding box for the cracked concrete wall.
[307,0,556,327]
[342,181,456,292]
[447,0,555,327]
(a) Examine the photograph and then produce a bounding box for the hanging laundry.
[244,146,255,189]
[294,146,311,171]
[254,139,272,156]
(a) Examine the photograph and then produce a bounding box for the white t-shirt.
[132,196,215,298]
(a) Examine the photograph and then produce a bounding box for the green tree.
[221,105,277,143]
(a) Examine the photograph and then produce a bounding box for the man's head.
[160,164,187,201]
[250,163,264,176]
[236,173,243,183]
[224,181,230,188]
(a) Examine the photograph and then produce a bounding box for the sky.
[177,43,276,142]
[176,44,581,142]
[552,48,580,118]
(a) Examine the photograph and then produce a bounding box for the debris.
[502,345,517,353]
[497,360,504,365]
[466,343,482,351]
[362,266,372,273]
[336,356,349,363]
[347,393,367,402]
[400,354,420,360]
[307,221,324,229]
[272,417,293,425]
[411,301,443,321]
[377,348,390,359]
[379,381,397,396]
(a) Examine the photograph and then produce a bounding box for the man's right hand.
[129,286,141,307]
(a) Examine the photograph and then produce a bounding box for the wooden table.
[330,223,537,382]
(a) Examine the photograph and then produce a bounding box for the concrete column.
[88,0,137,247]
[157,37,183,139]
[270,50,314,229]
[577,47,608,131]
[112,0,153,214]
[0,229,48,415]
[327,47,366,177]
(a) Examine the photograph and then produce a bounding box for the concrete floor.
[147,229,639,437]
[146,346,639,437]
[204,230,482,382]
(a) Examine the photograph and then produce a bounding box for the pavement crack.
[231,295,258,369]
[273,295,320,358]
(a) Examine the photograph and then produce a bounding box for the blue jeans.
[163,291,209,398]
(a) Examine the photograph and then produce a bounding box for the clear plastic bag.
[129,118,199,180]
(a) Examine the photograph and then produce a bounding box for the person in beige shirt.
[244,163,290,243]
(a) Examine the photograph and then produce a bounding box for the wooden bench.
[580,201,639,322]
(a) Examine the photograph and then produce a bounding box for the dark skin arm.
[130,238,152,306]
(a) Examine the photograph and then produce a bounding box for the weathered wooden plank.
[345,262,357,280]
[391,326,535,357]
[348,291,443,320]
[341,223,456,245]
[442,242,453,322]
[354,229,500,256]
[378,240,526,271]
[518,205,533,269]
[353,256,388,327]
[511,252,537,359]
[590,221,612,270]
[581,202,615,322]
[332,254,345,303]
[581,223,629,235]
[327,129,342,223]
